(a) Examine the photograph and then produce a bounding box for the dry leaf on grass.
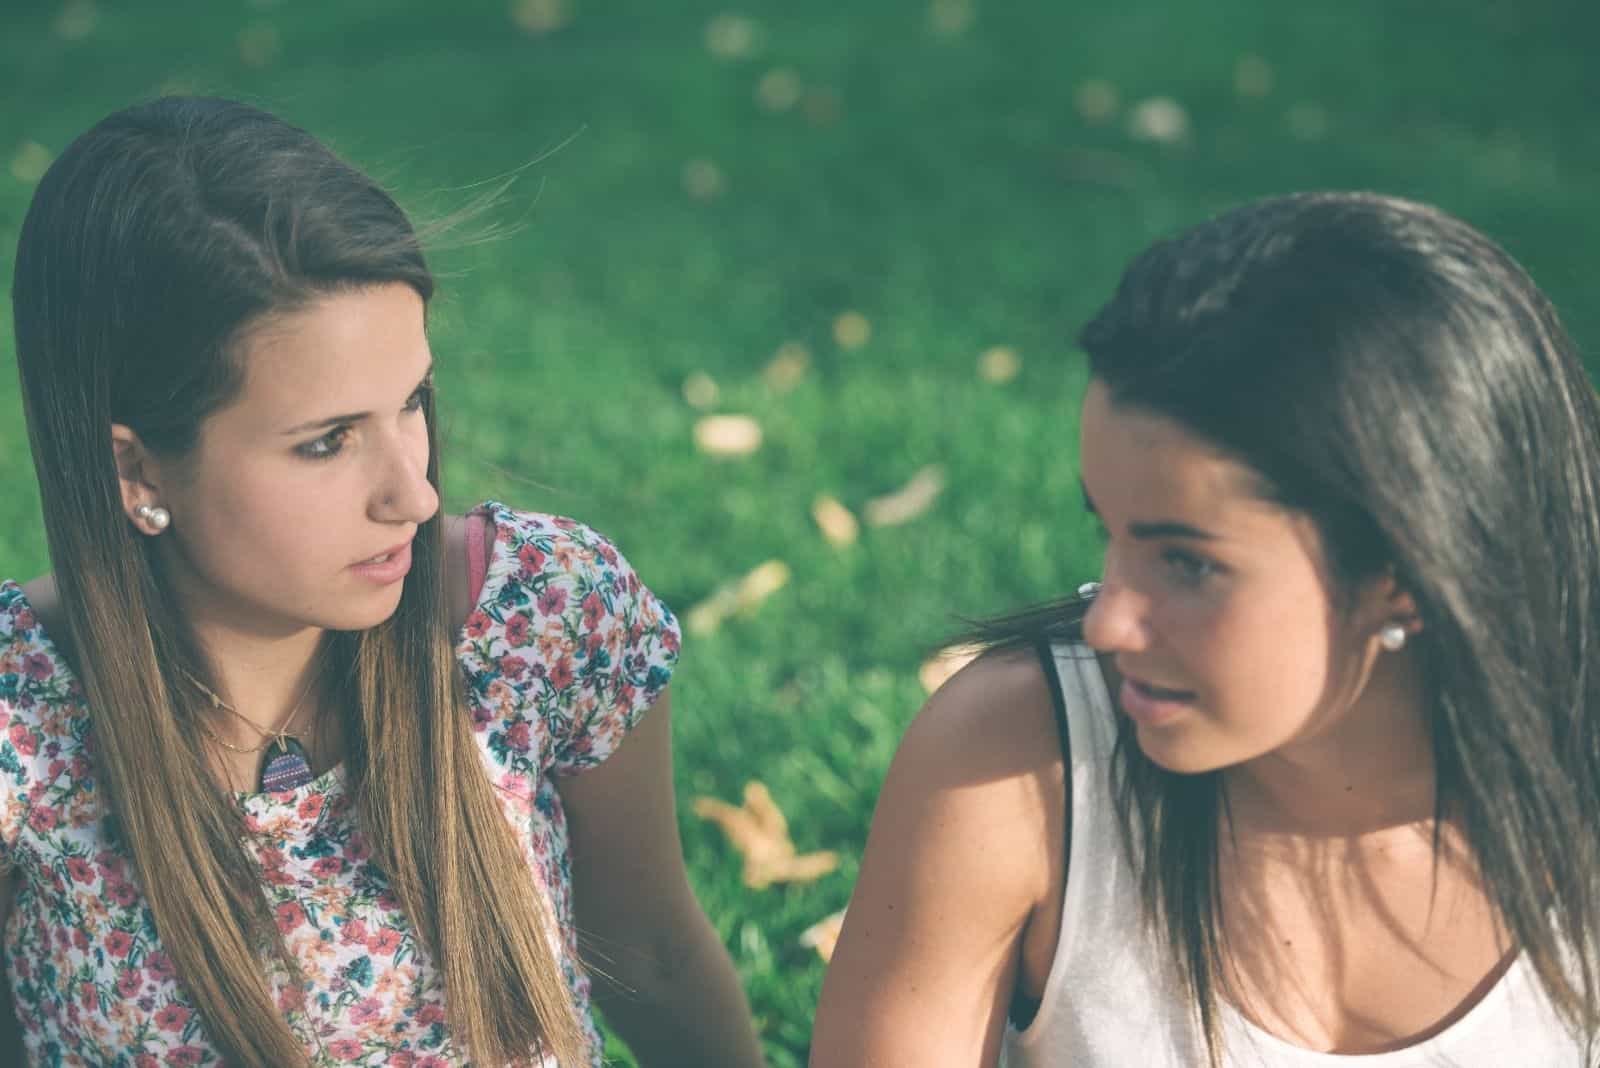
[764,341,811,392]
[833,311,871,350]
[705,13,761,59]
[757,68,803,112]
[511,0,573,34]
[682,158,727,200]
[811,495,859,548]
[682,372,720,409]
[693,414,762,457]
[920,644,981,694]
[692,781,839,889]
[685,560,790,636]
[800,909,847,962]
[864,465,946,527]
[978,346,1021,383]
[1128,97,1190,144]
[9,142,52,184]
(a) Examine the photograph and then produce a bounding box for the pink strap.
[465,513,490,606]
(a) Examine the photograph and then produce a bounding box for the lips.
[355,541,412,567]
[1123,675,1196,701]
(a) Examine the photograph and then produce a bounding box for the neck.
[188,624,328,747]
[1224,649,1438,839]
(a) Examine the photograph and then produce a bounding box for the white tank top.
[1000,643,1590,1068]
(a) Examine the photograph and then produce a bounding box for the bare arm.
[557,690,767,1068]
[810,652,1067,1068]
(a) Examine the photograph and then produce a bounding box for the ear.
[1367,567,1423,638]
[111,423,170,535]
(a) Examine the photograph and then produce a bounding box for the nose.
[1080,555,1151,655]
[369,424,439,527]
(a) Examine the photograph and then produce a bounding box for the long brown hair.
[968,194,1600,1064]
[12,97,588,1066]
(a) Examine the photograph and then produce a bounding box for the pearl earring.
[1378,623,1407,652]
[1077,581,1102,598]
[135,504,171,532]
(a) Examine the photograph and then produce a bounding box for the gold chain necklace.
[178,658,322,790]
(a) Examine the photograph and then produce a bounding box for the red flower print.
[415,1002,445,1026]
[154,1003,191,1032]
[9,722,36,757]
[581,591,604,630]
[72,928,88,952]
[168,1047,204,1066]
[65,857,94,883]
[116,970,141,998]
[257,846,286,870]
[345,833,372,862]
[518,543,546,573]
[585,631,603,656]
[297,795,324,821]
[552,516,577,530]
[339,918,368,945]
[418,1056,449,1068]
[107,881,138,907]
[134,1055,160,1068]
[662,626,680,654]
[367,927,403,955]
[504,613,531,647]
[548,657,575,692]
[13,607,35,630]
[391,1054,417,1068]
[311,856,344,879]
[274,902,306,934]
[22,653,52,680]
[498,655,528,680]
[78,982,97,1010]
[146,951,175,980]
[464,612,490,639]
[536,586,567,616]
[597,540,619,567]
[350,997,384,1025]
[328,1038,364,1061]
[505,721,532,752]
[105,930,134,958]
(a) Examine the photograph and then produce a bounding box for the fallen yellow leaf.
[693,781,838,889]
[682,372,720,409]
[510,0,573,34]
[920,644,981,694]
[9,142,51,184]
[833,311,871,350]
[811,495,860,548]
[800,909,847,962]
[864,465,946,526]
[693,414,762,457]
[685,560,790,636]
[764,341,811,392]
[978,346,1021,383]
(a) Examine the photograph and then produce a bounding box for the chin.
[1131,725,1236,775]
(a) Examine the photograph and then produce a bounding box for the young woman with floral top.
[0,96,767,1067]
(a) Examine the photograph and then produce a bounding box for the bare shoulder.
[441,513,485,634]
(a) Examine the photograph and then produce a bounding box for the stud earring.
[1077,581,1102,599]
[135,504,171,532]
[1378,622,1407,652]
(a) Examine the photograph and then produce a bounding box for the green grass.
[3,1,1599,1063]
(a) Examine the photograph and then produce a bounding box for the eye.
[296,425,352,461]
[1162,548,1220,586]
[403,379,434,414]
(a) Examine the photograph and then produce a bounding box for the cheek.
[1176,584,1339,723]
[176,459,346,587]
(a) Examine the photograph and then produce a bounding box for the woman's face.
[1078,378,1403,774]
[129,282,439,637]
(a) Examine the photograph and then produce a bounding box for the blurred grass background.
[3,1,1598,1063]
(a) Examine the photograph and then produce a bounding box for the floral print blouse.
[0,502,680,1066]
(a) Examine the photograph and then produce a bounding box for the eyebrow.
[281,364,434,435]
[1080,482,1220,541]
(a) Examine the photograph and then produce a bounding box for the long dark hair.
[968,192,1600,1061]
[12,97,587,1066]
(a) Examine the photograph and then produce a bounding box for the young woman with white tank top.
[811,193,1600,1067]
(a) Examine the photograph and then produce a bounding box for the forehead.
[227,283,429,428]
[1078,378,1271,524]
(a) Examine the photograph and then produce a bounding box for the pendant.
[258,735,315,792]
